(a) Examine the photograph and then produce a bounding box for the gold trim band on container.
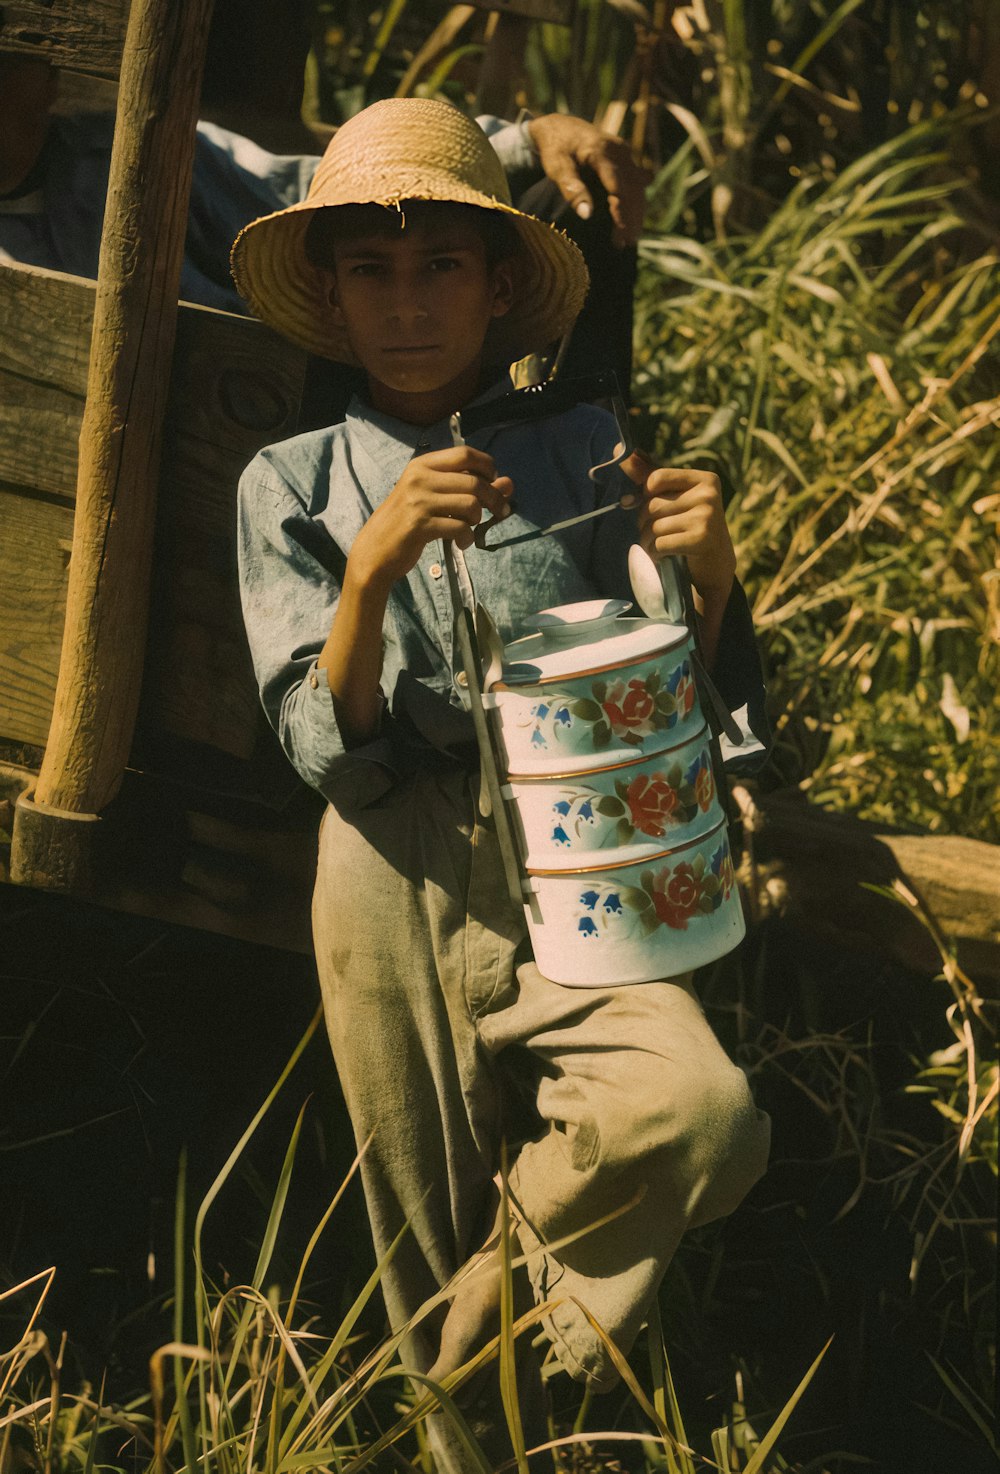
[525,814,728,877]
[492,629,691,690]
[506,721,709,783]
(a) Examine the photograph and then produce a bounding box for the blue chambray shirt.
[237,383,769,808]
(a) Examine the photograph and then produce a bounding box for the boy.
[232,98,770,1471]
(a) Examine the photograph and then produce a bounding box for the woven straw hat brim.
[230,98,589,365]
[232,193,588,365]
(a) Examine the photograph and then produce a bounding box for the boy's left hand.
[619,449,736,607]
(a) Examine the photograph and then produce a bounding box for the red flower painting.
[625,773,680,837]
[602,677,657,738]
[650,862,702,930]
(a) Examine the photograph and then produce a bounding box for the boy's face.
[325,207,514,423]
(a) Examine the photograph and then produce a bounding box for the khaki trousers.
[312,767,769,1463]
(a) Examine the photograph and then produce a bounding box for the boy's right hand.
[350,447,513,589]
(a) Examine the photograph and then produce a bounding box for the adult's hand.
[527,113,649,248]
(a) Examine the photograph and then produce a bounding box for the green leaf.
[592,680,607,702]
[621,885,651,910]
[593,720,612,747]
[616,817,635,845]
[655,692,677,714]
[573,697,603,721]
[252,1100,307,1292]
[596,795,625,816]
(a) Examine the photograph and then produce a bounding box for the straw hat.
[231,97,589,365]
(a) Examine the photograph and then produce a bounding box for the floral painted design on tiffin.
[574,843,735,938]
[550,749,715,847]
[525,659,696,753]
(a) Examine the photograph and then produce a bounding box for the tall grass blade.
[251,1099,308,1293]
[362,0,409,79]
[497,1142,527,1474]
[279,1211,420,1458]
[193,1006,321,1320]
[186,1008,320,1467]
[262,1139,373,1468]
[741,1337,833,1474]
[82,1372,105,1474]
[340,1369,493,1474]
[711,1424,731,1471]
[567,1298,682,1456]
[925,1354,998,1451]
[647,1299,692,1474]
[170,1150,199,1474]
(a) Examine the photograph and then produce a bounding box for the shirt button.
[456,670,469,688]
[429,562,443,579]
[308,671,319,690]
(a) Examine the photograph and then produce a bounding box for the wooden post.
[11,0,215,892]
[475,13,532,119]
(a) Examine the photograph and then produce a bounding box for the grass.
[1,866,994,1471]
[0,1006,833,1474]
[633,110,1000,841]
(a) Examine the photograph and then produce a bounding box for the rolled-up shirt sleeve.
[237,453,401,805]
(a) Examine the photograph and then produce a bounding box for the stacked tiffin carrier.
[482,595,746,986]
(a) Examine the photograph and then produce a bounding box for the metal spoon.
[627,544,685,622]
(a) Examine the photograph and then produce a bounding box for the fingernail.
[575,200,592,220]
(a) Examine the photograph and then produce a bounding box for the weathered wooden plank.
[52,71,119,116]
[0,263,93,392]
[168,300,306,460]
[141,303,305,756]
[0,495,72,749]
[0,2,130,80]
[0,265,91,499]
[0,261,306,764]
[0,381,82,500]
[0,267,305,506]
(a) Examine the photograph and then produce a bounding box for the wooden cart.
[0,0,566,954]
[0,0,318,950]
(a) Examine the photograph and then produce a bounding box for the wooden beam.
[0,1,130,80]
[11,0,216,891]
[735,785,1000,983]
